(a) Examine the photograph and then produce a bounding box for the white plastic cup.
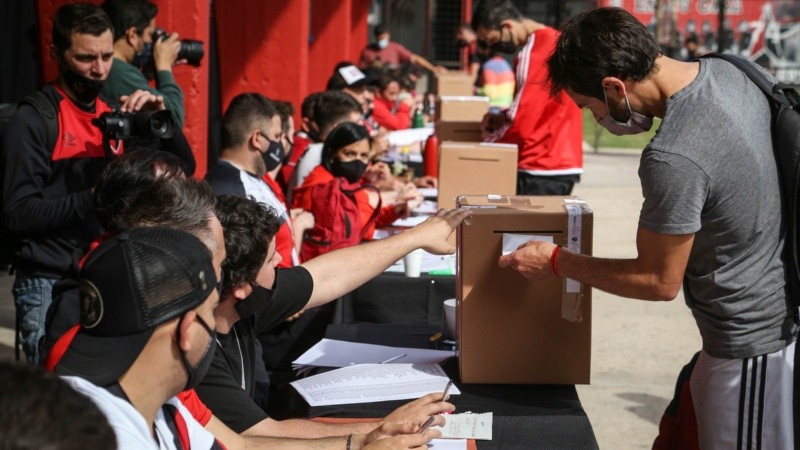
[443,298,457,339]
[403,249,424,277]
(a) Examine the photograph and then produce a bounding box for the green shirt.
[102,57,185,128]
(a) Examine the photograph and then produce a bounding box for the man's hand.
[290,209,315,232]
[153,32,182,72]
[362,420,444,449]
[498,240,559,281]
[481,110,508,140]
[381,391,454,426]
[119,90,165,113]
[410,208,471,255]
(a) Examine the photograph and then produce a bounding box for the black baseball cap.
[327,64,377,90]
[56,227,217,386]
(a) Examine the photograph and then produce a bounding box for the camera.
[94,109,176,141]
[153,28,204,66]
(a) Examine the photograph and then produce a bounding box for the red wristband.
[550,245,562,277]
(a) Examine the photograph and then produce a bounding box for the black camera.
[153,28,204,66]
[93,109,177,157]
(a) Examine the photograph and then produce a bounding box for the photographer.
[0,3,167,364]
[101,0,186,127]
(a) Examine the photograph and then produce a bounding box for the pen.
[440,380,453,401]
[418,415,436,434]
[380,353,407,364]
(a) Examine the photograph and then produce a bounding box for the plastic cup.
[404,249,424,277]
[443,298,457,339]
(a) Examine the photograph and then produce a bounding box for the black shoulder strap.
[20,91,58,151]
[699,53,800,110]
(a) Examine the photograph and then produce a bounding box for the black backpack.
[0,91,58,270]
[700,53,800,448]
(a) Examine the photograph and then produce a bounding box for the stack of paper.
[293,339,455,376]
[435,412,493,440]
[290,363,459,406]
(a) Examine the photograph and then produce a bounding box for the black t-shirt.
[194,266,313,432]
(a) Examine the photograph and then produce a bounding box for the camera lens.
[178,40,204,66]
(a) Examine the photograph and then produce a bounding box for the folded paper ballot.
[501,233,553,256]
[434,412,493,440]
[290,363,460,406]
[292,339,455,375]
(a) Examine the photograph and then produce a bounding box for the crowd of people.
[0,0,796,449]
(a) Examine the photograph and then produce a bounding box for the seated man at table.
[199,194,462,438]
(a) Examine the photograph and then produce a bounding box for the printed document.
[435,412,493,440]
[290,363,459,406]
[293,339,455,374]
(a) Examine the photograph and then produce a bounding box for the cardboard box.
[432,72,475,96]
[456,195,593,384]
[435,121,483,143]
[436,96,489,122]
[437,142,517,210]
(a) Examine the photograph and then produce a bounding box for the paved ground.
[0,149,701,448]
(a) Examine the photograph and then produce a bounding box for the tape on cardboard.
[561,202,584,322]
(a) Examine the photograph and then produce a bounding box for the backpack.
[0,91,58,269]
[700,53,800,448]
[299,177,380,261]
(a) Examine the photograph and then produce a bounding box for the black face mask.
[178,313,216,391]
[456,39,469,48]
[61,65,105,105]
[234,284,274,320]
[132,42,153,69]
[331,159,367,183]
[261,139,285,172]
[490,29,517,54]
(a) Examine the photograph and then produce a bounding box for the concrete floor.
[0,150,702,449]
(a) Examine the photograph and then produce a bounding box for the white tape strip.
[565,204,582,293]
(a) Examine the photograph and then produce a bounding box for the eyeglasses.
[215,270,225,295]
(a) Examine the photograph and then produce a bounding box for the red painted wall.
[309,0,353,93]
[35,0,211,177]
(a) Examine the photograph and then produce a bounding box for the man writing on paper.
[196,195,464,441]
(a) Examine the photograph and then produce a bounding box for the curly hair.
[214,195,281,293]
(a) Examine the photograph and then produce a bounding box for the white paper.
[386,128,434,147]
[412,200,438,215]
[391,215,429,227]
[417,188,438,198]
[501,233,553,256]
[435,412,493,440]
[427,439,468,449]
[290,363,459,406]
[384,252,455,275]
[292,339,455,370]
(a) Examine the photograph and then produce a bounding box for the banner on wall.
[598,0,800,84]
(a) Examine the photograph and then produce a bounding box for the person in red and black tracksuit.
[0,3,171,364]
[472,0,584,196]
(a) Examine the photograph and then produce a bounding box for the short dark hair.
[322,121,370,169]
[547,7,662,99]
[53,3,114,55]
[214,195,281,293]
[93,150,216,246]
[0,362,117,449]
[222,93,279,149]
[471,0,523,31]
[373,25,388,38]
[101,0,158,42]
[274,100,295,136]
[313,91,363,139]
[301,92,323,121]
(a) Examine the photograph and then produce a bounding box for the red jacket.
[493,27,583,175]
[372,97,411,131]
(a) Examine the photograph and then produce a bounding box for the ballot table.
[299,324,599,450]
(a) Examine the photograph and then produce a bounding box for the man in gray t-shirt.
[497,6,796,450]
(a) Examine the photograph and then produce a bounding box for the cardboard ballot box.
[436,96,489,122]
[456,195,593,384]
[432,72,475,96]
[435,121,483,143]
[437,142,517,210]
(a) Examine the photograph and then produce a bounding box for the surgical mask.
[597,88,653,136]
[60,64,104,105]
[234,284,275,320]
[132,41,153,69]
[179,313,216,391]
[331,158,367,183]
[378,38,389,49]
[490,29,517,54]
[261,137,285,172]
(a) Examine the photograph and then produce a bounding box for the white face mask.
[598,87,653,136]
[378,38,389,49]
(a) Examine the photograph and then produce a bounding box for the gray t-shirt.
[639,57,796,359]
